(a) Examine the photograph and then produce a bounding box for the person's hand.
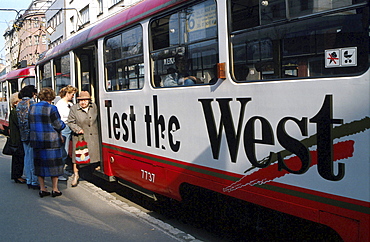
[78,129,84,134]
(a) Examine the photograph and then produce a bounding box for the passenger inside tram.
[162,56,199,87]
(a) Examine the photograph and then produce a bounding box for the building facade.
[64,0,142,40]
[3,0,143,72]
[3,0,51,72]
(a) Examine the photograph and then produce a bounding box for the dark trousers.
[11,154,24,179]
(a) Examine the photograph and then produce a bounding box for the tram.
[0,66,35,133]
[35,0,370,241]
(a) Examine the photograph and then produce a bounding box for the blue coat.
[29,101,66,149]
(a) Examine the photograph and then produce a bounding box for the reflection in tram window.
[39,61,52,88]
[150,0,218,87]
[230,0,369,82]
[104,26,143,91]
[54,54,71,94]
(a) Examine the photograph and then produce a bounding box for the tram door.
[74,46,97,101]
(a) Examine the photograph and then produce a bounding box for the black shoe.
[14,178,26,184]
[52,191,62,197]
[39,191,51,198]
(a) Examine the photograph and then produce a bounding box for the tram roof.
[0,66,35,81]
[37,0,188,65]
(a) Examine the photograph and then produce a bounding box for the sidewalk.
[0,136,196,242]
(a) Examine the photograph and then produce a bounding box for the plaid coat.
[29,101,66,149]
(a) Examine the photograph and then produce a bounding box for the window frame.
[103,25,144,92]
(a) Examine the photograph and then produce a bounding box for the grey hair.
[10,92,20,108]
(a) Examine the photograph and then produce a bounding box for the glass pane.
[186,1,217,42]
[151,16,171,50]
[61,55,70,74]
[230,0,259,31]
[22,77,35,87]
[104,26,144,91]
[43,62,51,79]
[289,0,364,18]
[105,34,121,61]
[55,55,71,93]
[151,0,218,87]
[151,0,217,49]
[2,82,7,102]
[10,80,18,94]
[41,78,52,88]
[188,39,218,83]
[122,26,143,58]
[261,0,286,25]
[41,61,52,88]
[231,4,369,81]
[106,62,117,91]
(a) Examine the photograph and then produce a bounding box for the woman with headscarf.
[67,91,100,187]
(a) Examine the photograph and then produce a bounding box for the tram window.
[40,62,52,88]
[230,0,369,82]
[105,35,121,61]
[54,54,71,94]
[104,25,143,91]
[21,77,35,88]
[9,80,18,94]
[150,0,218,87]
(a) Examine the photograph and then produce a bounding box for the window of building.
[104,25,144,91]
[111,0,122,6]
[34,35,39,45]
[80,6,90,25]
[150,0,218,87]
[33,17,39,28]
[230,0,369,81]
[57,11,61,25]
[42,34,47,45]
[41,17,46,27]
[98,0,103,14]
[70,16,75,33]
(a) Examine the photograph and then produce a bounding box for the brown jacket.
[67,102,100,163]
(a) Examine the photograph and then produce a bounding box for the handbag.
[75,135,90,164]
[2,137,21,156]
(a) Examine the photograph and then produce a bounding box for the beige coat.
[67,102,100,164]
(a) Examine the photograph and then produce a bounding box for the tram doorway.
[73,44,104,172]
[74,45,98,102]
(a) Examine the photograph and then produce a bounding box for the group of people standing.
[7,85,100,198]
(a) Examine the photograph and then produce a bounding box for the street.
[0,135,197,242]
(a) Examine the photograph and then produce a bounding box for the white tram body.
[36,0,369,240]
